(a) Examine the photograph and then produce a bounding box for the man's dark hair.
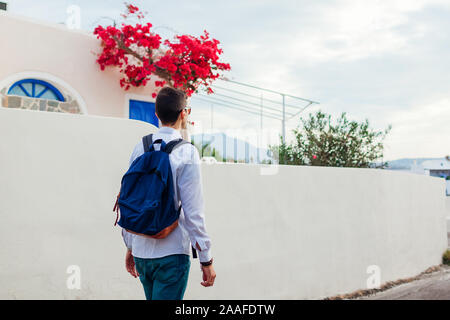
[155,87,186,125]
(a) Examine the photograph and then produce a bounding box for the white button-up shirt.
[121,126,212,263]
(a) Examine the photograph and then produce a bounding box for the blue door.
[129,99,159,127]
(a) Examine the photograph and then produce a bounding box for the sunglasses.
[179,106,191,115]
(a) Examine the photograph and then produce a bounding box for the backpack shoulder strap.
[164,139,192,154]
[142,134,153,153]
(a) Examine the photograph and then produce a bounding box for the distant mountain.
[191,133,272,163]
[385,157,444,170]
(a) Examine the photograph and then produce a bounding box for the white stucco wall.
[446,197,450,235]
[0,12,157,117]
[0,108,447,299]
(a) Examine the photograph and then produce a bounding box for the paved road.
[358,265,450,300]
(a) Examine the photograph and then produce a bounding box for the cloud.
[226,0,449,81]
[383,97,450,160]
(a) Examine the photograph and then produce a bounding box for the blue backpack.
[113,134,190,239]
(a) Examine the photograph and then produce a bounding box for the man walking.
[121,87,215,300]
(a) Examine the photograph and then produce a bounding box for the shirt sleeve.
[177,146,212,263]
[121,228,133,250]
[129,141,144,167]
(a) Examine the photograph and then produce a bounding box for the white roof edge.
[0,10,96,38]
[422,159,450,170]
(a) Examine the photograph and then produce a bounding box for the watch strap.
[201,258,213,267]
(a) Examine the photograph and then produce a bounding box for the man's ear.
[179,109,187,121]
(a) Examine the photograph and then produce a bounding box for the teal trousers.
[133,254,191,300]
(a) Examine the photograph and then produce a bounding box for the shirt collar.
[158,126,182,138]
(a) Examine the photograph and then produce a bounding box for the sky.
[6,0,450,161]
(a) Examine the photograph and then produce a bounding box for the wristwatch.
[200,258,213,267]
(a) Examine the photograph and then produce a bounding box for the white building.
[422,158,450,196]
[0,10,200,140]
[0,10,160,123]
[422,158,450,178]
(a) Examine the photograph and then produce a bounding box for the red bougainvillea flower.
[93,3,230,98]
[127,4,139,14]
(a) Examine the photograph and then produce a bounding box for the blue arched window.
[8,79,65,102]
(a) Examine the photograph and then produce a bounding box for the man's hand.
[201,264,216,287]
[125,249,139,278]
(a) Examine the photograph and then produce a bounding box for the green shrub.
[443,250,450,265]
